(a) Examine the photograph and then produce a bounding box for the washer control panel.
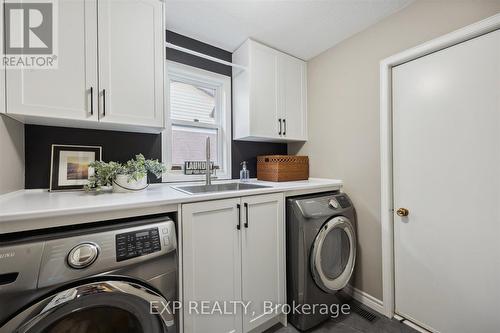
[38,219,176,288]
[116,227,161,262]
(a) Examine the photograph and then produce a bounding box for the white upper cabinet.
[233,39,307,142]
[3,0,165,133]
[98,0,164,128]
[6,0,98,122]
[278,53,307,141]
[248,42,279,138]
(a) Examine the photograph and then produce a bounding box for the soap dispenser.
[240,161,250,182]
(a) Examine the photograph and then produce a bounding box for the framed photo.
[49,145,102,192]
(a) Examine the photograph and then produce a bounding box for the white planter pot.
[112,174,148,193]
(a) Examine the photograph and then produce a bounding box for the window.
[162,61,231,182]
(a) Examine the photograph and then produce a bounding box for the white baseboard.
[346,288,432,333]
[401,319,432,333]
[346,285,385,316]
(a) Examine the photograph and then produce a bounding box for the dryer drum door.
[310,216,356,293]
[5,281,175,333]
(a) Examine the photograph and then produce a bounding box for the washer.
[0,215,178,333]
[286,191,357,331]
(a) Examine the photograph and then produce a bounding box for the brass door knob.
[396,208,409,217]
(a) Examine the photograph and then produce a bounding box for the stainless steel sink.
[173,182,270,195]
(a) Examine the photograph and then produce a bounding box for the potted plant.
[84,154,166,193]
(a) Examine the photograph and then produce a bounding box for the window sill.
[162,172,231,183]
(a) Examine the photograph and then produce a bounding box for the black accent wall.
[24,31,286,188]
[25,125,162,189]
[166,31,232,76]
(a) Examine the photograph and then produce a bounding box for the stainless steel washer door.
[310,216,356,293]
[2,281,175,333]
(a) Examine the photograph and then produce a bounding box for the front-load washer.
[0,214,178,333]
[286,191,357,331]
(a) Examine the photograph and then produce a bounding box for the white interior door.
[241,193,284,332]
[393,29,500,333]
[98,0,164,127]
[6,0,98,121]
[182,198,242,333]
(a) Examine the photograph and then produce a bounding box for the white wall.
[0,115,24,195]
[290,0,500,300]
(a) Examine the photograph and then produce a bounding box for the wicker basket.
[257,155,309,182]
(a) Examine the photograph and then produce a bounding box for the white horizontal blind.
[171,126,218,165]
[170,81,216,124]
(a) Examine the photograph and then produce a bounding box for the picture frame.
[49,145,103,192]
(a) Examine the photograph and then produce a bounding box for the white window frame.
[162,61,232,182]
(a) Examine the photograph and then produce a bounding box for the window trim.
[162,61,232,182]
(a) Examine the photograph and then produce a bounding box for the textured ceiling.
[165,0,414,60]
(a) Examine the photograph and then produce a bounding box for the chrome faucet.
[206,137,212,185]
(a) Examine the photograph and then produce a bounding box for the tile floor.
[265,302,419,333]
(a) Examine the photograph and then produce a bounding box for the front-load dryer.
[286,191,357,331]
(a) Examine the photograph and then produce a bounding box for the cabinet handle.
[278,119,282,135]
[237,204,241,230]
[244,203,249,228]
[89,87,94,115]
[102,89,106,117]
[283,119,286,136]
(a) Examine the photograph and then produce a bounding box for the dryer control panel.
[336,195,351,209]
[294,193,352,218]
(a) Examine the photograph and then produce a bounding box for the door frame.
[379,13,500,319]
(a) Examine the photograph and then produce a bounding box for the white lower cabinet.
[182,197,243,333]
[182,193,285,333]
[241,194,285,332]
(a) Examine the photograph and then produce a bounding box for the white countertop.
[0,178,342,234]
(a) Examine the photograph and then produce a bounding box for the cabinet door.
[0,2,4,114]
[182,198,243,333]
[241,193,285,332]
[250,42,279,138]
[279,54,307,141]
[6,0,98,121]
[98,0,164,128]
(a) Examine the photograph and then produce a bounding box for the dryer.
[286,191,357,331]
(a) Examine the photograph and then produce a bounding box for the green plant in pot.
[85,154,166,193]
